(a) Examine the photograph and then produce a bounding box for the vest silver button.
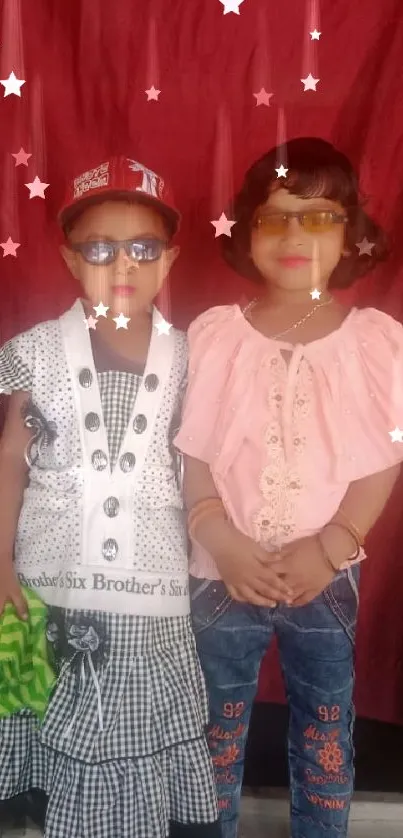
[91,450,108,471]
[102,538,118,561]
[133,414,147,434]
[144,373,159,392]
[79,368,93,388]
[103,497,120,517]
[85,412,100,432]
[119,452,136,473]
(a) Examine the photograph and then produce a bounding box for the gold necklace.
[243,296,334,340]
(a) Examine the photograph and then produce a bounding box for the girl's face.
[250,187,347,294]
[61,200,178,317]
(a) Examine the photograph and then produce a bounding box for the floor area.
[2,793,403,837]
[239,791,403,837]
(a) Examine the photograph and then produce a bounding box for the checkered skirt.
[0,611,218,837]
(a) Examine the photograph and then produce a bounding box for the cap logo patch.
[73,162,110,199]
[127,159,161,198]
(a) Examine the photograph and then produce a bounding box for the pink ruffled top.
[174,304,403,580]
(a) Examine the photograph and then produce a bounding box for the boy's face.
[61,200,179,317]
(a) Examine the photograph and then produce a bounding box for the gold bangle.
[188,498,226,539]
[324,521,361,561]
[188,498,224,526]
[335,507,365,546]
[316,533,338,574]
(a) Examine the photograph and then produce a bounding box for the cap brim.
[58,190,180,237]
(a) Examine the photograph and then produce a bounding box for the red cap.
[58,156,180,236]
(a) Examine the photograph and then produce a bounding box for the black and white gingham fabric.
[40,611,211,762]
[0,344,218,835]
[97,370,141,470]
[0,340,32,394]
[0,613,218,836]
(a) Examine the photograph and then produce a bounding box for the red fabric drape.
[1,0,403,723]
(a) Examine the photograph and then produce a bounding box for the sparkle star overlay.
[275,165,288,178]
[12,148,32,167]
[84,316,98,330]
[310,29,321,40]
[113,313,131,330]
[389,427,403,443]
[93,302,109,318]
[301,74,319,91]
[356,237,375,256]
[253,88,273,107]
[310,289,321,300]
[145,86,160,101]
[25,177,49,199]
[1,237,20,257]
[211,212,236,237]
[219,0,244,14]
[0,71,25,97]
[154,318,172,336]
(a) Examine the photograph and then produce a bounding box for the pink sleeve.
[321,309,403,483]
[174,306,237,464]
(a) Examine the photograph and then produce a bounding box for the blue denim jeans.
[191,568,359,838]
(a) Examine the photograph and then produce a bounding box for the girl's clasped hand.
[215,525,343,609]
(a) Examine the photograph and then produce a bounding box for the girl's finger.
[242,587,278,608]
[258,572,293,599]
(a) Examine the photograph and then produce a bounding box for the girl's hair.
[222,137,388,288]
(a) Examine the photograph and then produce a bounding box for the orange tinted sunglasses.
[253,210,347,235]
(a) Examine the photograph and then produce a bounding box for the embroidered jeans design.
[191,569,358,838]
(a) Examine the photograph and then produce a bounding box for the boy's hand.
[0,562,28,619]
[272,535,336,606]
[196,517,294,607]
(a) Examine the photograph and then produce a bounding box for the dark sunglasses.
[253,210,347,235]
[71,237,167,266]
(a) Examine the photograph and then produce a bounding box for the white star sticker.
[0,71,25,97]
[219,0,244,13]
[275,165,288,178]
[113,313,131,330]
[154,318,172,336]
[356,237,375,256]
[84,315,98,330]
[301,74,319,91]
[310,288,321,300]
[389,427,403,443]
[310,30,321,40]
[211,212,236,238]
[93,301,109,318]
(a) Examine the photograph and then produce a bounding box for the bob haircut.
[221,137,389,289]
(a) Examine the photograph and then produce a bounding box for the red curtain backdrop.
[1,0,403,723]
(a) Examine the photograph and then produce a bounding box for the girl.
[174,137,403,838]
[0,155,221,838]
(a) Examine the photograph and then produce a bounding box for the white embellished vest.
[12,300,189,616]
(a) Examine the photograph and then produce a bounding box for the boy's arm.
[0,391,32,617]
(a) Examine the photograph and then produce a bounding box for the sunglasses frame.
[70,237,168,265]
[253,210,348,232]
